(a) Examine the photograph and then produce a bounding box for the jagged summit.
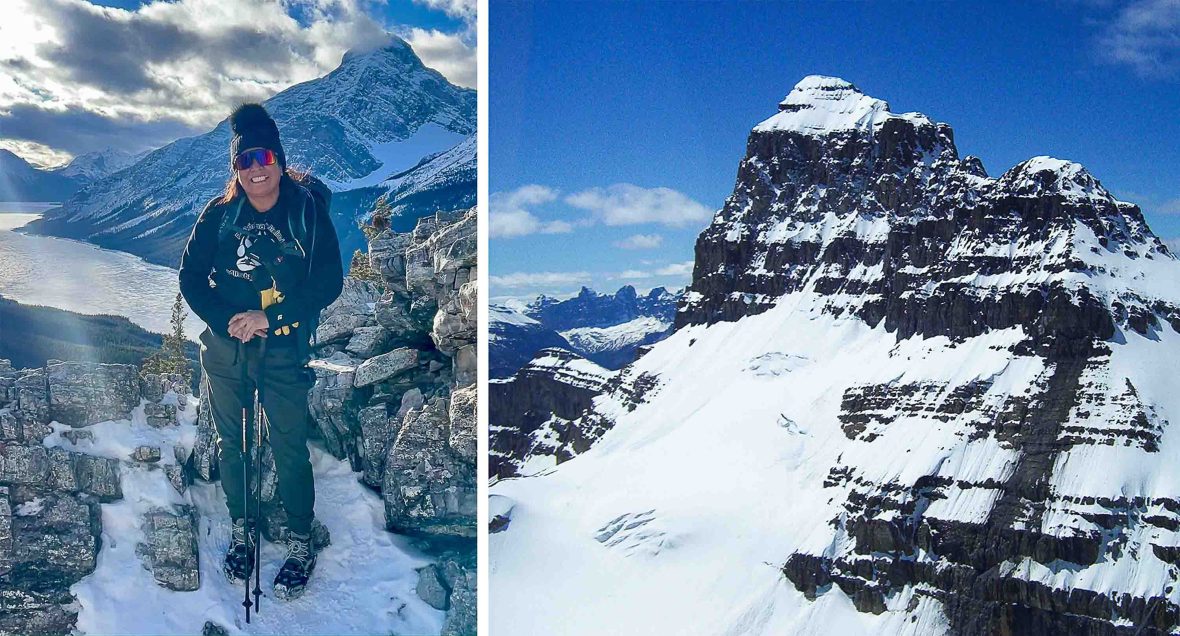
[755,75,933,134]
[680,76,1168,332]
[999,155,1116,203]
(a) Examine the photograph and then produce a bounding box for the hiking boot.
[273,531,317,600]
[222,518,257,584]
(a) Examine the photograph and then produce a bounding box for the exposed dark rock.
[135,506,200,591]
[382,397,475,537]
[0,486,101,636]
[45,361,140,427]
[131,446,161,463]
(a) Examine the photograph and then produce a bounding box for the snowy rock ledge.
[0,359,190,635]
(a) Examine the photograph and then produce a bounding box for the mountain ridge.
[22,36,475,267]
[490,76,1180,635]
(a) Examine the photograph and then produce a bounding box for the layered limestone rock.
[135,506,200,591]
[0,364,115,633]
[489,349,617,478]
[490,78,1180,635]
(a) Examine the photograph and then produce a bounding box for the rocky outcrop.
[416,553,476,636]
[489,348,664,478]
[136,506,200,591]
[489,349,615,478]
[0,358,192,635]
[0,486,101,636]
[382,396,476,537]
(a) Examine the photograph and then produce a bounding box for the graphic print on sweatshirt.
[224,220,286,285]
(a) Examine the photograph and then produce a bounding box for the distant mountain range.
[489,285,682,377]
[20,37,475,267]
[0,148,142,203]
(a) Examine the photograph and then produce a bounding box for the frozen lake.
[0,203,205,340]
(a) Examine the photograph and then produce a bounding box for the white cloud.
[655,261,695,276]
[610,261,695,280]
[1159,198,1180,214]
[490,271,592,289]
[0,0,475,158]
[412,0,476,23]
[614,233,663,249]
[404,27,476,88]
[0,139,73,168]
[1096,0,1180,76]
[490,185,574,238]
[565,183,712,227]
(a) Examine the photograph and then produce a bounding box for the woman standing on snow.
[178,102,342,601]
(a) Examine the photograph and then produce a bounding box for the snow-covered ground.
[42,393,443,635]
[326,124,466,191]
[558,316,670,356]
[489,285,1180,634]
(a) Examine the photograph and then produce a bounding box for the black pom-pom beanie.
[228,102,286,170]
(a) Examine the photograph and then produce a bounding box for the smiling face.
[235,147,282,200]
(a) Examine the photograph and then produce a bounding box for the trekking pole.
[238,339,252,623]
[253,336,268,612]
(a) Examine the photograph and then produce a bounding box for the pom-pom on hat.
[228,102,286,170]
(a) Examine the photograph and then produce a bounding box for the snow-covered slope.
[490,76,1180,635]
[24,38,475,267]
[488,305,572,379]
[45,395,443,635]
[0,149,81,202]
[558,316,670,362]
[50,148,145,183]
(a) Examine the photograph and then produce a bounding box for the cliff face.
[489,77,1180,635]
[489,349,616,479]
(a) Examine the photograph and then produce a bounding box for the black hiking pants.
[199,329,316,535]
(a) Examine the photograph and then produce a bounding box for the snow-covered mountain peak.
[492,77,1180,636]
[340,37,413,65]
[999,155,1115,203]
[756,75,932,135]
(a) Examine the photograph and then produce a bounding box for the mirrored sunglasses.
[234,148,277,170]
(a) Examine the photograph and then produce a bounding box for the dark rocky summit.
[491,76,1180,635]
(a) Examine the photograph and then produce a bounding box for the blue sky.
[489,0,1180,302]
[0,0,475,167]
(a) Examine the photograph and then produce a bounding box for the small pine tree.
[141,293,191,386]
[349,249,384,286]
[361,195,393,241]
